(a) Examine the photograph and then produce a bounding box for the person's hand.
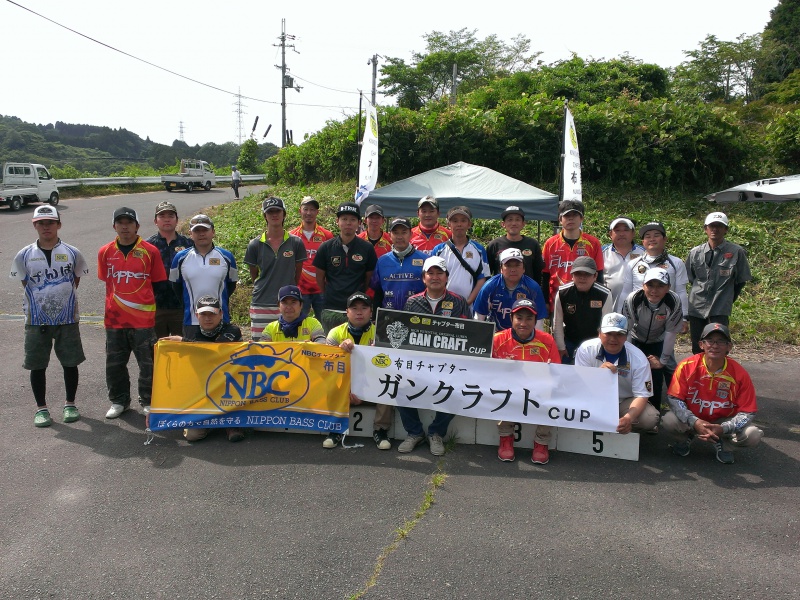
[160,335,182,342]
[601,361,618,374]
[681,321,689,335]
[647,355,663,370]
[349,393,362,405]
[559,348,569,358]
[617,413,632,434]
[693,419,722,441]
[340,339,355,353]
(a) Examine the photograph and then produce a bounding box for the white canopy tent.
[706,175,800,203]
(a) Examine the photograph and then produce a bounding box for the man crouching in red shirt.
[663,323,762,464]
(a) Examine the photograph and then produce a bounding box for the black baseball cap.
[337,202,361,218]
[418,195,439,210]
[558,200,584,218]
[701,322,732,342]
[195,295,221,314]
[346,292,371,308]
[262,197,286,213]
[501,206,525,220]
[639,222,667,237]
[364,204,384,218]
[389,217,412,231]
[113,207,139,224]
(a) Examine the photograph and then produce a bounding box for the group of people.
[11,193,762,466]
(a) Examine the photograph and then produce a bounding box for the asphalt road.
[1,188,798,599]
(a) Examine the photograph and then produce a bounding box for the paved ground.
[0,317,797,600]
[1,189,798,599]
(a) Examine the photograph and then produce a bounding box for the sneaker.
[373,428,391,450]
[645,425,659,435]
[105,403,129,419]
[34,409,52,428]
[183,428,209,442]
[714,441,734,464]
[226,428,245,443]
[531,442,550,465]
[398,433,426,453]
[323,433,342,449]
[497,435,515,462]
[671,439,692,457]
[428,433,445,456]
[62,405,80,423]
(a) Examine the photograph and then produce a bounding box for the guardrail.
[55,174,266,188]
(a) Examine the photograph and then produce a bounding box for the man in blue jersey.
[370,217,427,310]
[473,248,548,331]
[170,214,238,339]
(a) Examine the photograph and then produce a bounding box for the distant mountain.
[0,115,278,175]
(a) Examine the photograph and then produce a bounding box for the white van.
[0,162,60,211]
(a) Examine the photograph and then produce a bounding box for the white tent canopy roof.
[706,175,800,203]
[365,161,559,220]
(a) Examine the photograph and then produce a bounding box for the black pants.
[631,339,674,412]
[688,315,729,354]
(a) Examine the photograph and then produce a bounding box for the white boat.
[706,175,800,203]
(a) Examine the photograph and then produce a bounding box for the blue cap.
[278,285,302,302]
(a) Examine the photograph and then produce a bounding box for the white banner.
[355,101,379,205]
[562,107,582,203]
[351,346,619,432]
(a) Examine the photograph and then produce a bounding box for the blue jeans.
[302,293,325,319]
[397,407,454,437]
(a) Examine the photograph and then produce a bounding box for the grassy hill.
[202,181,799,347]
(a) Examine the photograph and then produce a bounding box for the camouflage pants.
[105,328,156,406]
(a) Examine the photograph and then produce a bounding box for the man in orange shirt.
[358,204,392,258]
[492,299,561,464]
[411,196,451,255]
[289,196,333,318]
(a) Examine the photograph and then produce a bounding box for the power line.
[291,74,361,95]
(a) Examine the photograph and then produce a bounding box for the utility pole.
[367,54,383,105]
[179,121,185,142]
[275,19,301,147]
[234,88,247,145]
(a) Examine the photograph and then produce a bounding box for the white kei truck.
[0,162,60,211]
[160,159,216,192]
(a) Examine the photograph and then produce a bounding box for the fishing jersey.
[244,231,307,307]
[602,243,644,306]
[184,323,242,343]
[621,289,683,344]
[542,231,604,307]
[473,274,548,331]
[170,245,238,325]
[492,329,561,364]
[486,236,544,282]
[369,249,427,309]
[288,224,333,295]
[431,239,490,301]
[146,232,193,310]
[313,236,377,311]
[358,231,392,258]
[667,354,757,424]
[262,316,325,342]
[403,290,470,319]
[574,339,653,401]
[617,252,689,316]
[552,282,613,349]
[98,237,167,329]
[686,240,752,318]
[10,240,89,326]
[326,322,376,346]
[410,223,451,255]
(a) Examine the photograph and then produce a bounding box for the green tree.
[379,29,539,109]
[757,0,800,86]
[237,138,259,174]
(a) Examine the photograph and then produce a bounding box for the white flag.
[355,101,379,205]
[562,107,582,203]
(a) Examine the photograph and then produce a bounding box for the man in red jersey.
[541,200,604,310]
[289,196,333,318]
[358,204,392,258]
[492,299,561,465]
[664,323,762,464]
[98,207,167,420]
[410,196,451,255]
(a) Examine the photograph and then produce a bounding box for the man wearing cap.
[170,214,238,339]
[398,256,470,456]
[602,216,644,304]
[358,204,392,259]
[147,202,194,338]
[617,221,689,326]
[431,206,490,307]
[574,313,660,434]
[313,202,377,332]
[410,195,451,255]
[244,197,307,341]
[11,206,90,428]
[473,248,548,331]
[231,166,242,199]
[370,217,427,310]
[542,200,604,310]
[288,196,333,319]
[621,267,684,412]
[664,323,762,464]
[486,206,544,284]
[685,212,752,354]
[551,256,613,364]
[325,292,392,449]
[492,298,561,464]
[261,285,326,343]
[161,295,246,443]
[98,207,168,419]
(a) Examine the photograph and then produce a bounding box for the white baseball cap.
[423,256,448,273]
[643,267,670,285]
[600,312,628,334]
[704,212,729,227]
[499,248,524,265]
